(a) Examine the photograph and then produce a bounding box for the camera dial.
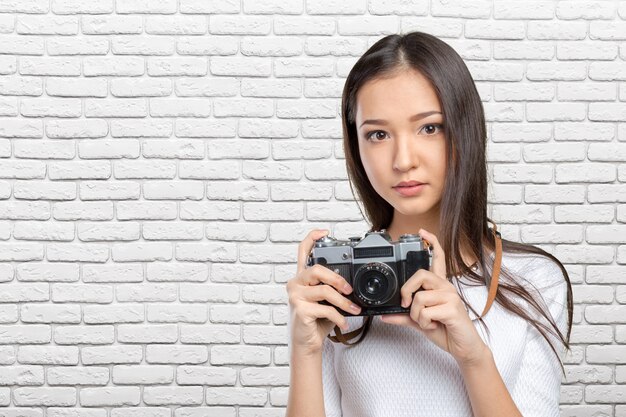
[399,233,421,242]
[315,236,338,247]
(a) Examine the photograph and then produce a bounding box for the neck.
[385,206,440,242]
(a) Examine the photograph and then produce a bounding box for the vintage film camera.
[306,230,432,317]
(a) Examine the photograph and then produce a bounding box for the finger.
[418,304,453,329]
[380,313,418,329]
[409,290,451,324]
[308,302,351,332]
[305,283,362,316]
[418,228,446,279]
[302,263,353,296]
[296,229,330,276]
[399,269,448,308]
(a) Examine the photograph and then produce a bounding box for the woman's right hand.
[286,229,362,355]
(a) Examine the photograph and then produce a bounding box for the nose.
[392,132,419,172]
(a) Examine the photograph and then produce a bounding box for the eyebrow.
[359,111,442,128]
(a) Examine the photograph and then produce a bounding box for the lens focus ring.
[353,262,397,306]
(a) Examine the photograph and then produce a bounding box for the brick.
[116,0,176,14]
[117,324,178,344]
[533,63,589,83]
[337,16,398,35]
[558,80,616,100]
[555,122,615,142]
[558,405,612,416]
[146,345,208,364]
[493,164,552,183]
[586,306,626,324]
[54,325,113,345]
[143,387,203,405]
[465,20,525,39]
[206,387,267,406]
[243,0,302,14]
[494,1,554,19]
[585,384,626,403]
[81,346,142,365]
[273,16,335,35]
[180,0,240,13]
[112,365,174,385]
[209,16,270,35]
[556,163,616,183]
[14,387,75,406]
[0,366,44,385]
[16,15,78,35]
[210,346,271,365]
[524,185,584,204]
[587,225,626,244]
[176,365,237,385]
[145,16,206,35]
[17,346,78,365]
[527,21,587,40]
[79,387,140,406]
[571,285,614,304]
[588,185,626,202]
[48,367,109,386]
[521,225,583,244]
[523,143,585,162]
[555,205,614,223]
[556,1,615,20]
[82,16,142,34]
[306,0,365,14]
[565,365,612,384]
[569,325,613,344]
[175,242,238,262]
[553,245,613,264]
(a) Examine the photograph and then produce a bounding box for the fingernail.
[350,304,361,313]
[343,283,352,294]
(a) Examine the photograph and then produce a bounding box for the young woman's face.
[355,68,447,219]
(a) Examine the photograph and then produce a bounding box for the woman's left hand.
[380,228,489,367]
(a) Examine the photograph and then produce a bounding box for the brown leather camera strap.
[329,221,503,345]
[481,220,502,318]
[328,326,365,344]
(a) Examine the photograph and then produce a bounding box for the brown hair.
[336,31,573,372]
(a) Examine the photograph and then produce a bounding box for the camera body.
[307,229,432,317]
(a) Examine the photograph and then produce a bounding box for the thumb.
[297,229,330,275]
[380,313,416,328]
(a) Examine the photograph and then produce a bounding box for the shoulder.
[499,251,570,330]
[499,251,566,293]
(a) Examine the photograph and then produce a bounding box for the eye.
[420,124,443,135]
[365,130,388,142]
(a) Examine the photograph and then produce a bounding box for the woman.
[286,31,573,417]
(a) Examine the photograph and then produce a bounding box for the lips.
[394,180,424,188]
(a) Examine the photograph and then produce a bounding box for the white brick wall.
[0,0,624,415]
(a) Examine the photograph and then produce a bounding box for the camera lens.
[365,272,385,295]
[354,262,397,306]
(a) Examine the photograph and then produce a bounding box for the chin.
[388,197,435,215]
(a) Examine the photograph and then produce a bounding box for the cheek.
[435,158,447,184]
[360,150,389,191]
[420,144,447,194]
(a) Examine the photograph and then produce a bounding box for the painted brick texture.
[0,0,625,416]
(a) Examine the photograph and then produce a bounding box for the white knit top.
[314,252,569,417]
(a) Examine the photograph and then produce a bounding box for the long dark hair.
[338,31,573,372]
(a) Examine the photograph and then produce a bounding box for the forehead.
[355,69,441,121]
